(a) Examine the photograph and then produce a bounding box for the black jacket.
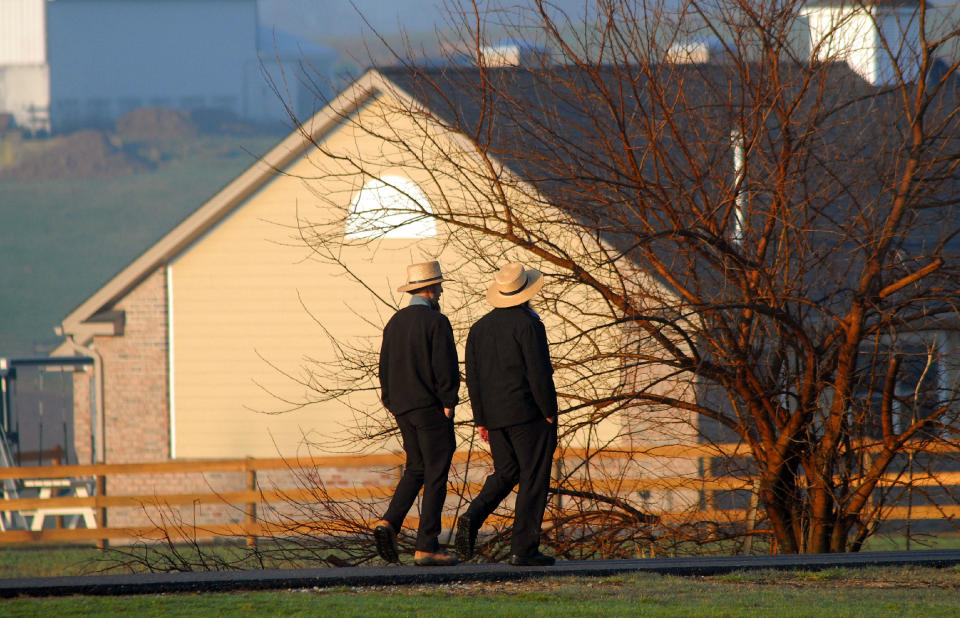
[465,305,558,429]
[379,303,460,416]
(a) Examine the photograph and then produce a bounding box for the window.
[345,176,437,239]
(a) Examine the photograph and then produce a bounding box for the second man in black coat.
[457,262,559,566]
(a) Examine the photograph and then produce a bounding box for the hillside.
[0,122,284,357]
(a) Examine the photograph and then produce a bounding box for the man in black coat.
[457,262,558,566]
[375,260,459,566]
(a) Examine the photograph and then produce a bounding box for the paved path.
[3,549,960,598]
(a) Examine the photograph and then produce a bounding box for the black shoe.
[373,522,399,563]
[508,552,555,567]
[455,514,477,560]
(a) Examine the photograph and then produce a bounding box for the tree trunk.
[807,477,835,554]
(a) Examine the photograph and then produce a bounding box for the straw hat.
[486,263,544,308]
[397,260,446,293]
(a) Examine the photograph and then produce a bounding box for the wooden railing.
[1,444,958,546]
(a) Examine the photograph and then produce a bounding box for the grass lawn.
[0,546,102,579]
[2,567,960,616]
[860,530,960,552]
[2,545,960,615]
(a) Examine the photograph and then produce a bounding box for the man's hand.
[478,426,490,444]
[444,407,454,419]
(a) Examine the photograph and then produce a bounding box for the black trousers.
[382,406,456,552]
[465,416,557,557]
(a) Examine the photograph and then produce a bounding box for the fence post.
[95,474,108,549]
[698,456,716,512]
[245,459,257,548]
[552,458,563,511]
[52,445,64,529]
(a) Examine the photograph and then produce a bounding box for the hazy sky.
[259,0,960,40]
[260,0,449,38]
[259,0,599,41]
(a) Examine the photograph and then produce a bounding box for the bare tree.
[261,0,960,556]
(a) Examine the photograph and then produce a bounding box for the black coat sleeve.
[378,330,391,410]
[464,327,486,427]
[521,319,558,419]
[432,315,460,409]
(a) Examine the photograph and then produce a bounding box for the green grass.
[860,531,960,552]
[0,541,331,578]
[0,134,282,356]
[0,545,107,578]
[2,567,960,616]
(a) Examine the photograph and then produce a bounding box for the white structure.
[665,37,727,64]
[801,0,924,86]
[481,41,552,68]
[0,0,50,132]
[0,0,335,134]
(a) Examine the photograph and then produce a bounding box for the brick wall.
[94,269,170,466]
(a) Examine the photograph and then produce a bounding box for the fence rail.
[1,443,957,546]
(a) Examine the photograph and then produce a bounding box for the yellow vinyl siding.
[170,99,451,457]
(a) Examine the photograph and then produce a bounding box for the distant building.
[0,0,336,134]
[665,36,727,64]
[480,40,552,67]
[0,0,49,132]
[801,0,924,86]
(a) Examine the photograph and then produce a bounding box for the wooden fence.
[1,443,958,546]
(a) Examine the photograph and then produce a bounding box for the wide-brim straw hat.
[397,260,446,293]
[486,262,544,308]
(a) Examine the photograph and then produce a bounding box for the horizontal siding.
[170,114,447,457]
[0,0,45,64]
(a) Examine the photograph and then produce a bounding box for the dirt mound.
[115,107,199,140]
[0,130,151,181]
